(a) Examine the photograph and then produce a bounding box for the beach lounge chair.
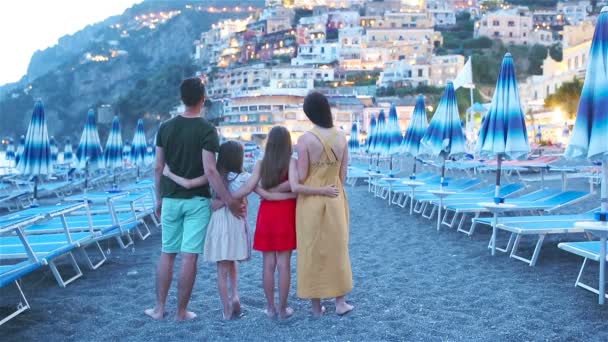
[558,241,608,300]
[452,190,591,236]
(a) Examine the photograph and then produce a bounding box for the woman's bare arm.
[340,140,349,184]
[268,180,291,193]
[255,186,297,201]
[163,165,208,189]
[289,159,338,197]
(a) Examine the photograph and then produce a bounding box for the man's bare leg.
[176,252,198,321]
[145,252,176,320]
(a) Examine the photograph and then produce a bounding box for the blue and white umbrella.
[365,115,377,170]
[5,139,15,165]
[348,122,360,153]
[401,95,429,179]
[384,104,403,176]
[15,135,25,166]
[75,109,103,171]
[373,110,387,154]
[420,81,466,230]
[49,136,58,165]
[130,119,148,178]
[564,7,608,304]
[475,53,530,255]
[103,116,124,169]
[17,100,53,202]
[63,139,73,165]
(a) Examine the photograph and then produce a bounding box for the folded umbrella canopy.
[401,95,429,179]
[130,119,148,180]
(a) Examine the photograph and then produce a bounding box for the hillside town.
[183,0,602,145]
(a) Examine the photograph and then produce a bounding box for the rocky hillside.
[0,0,263,141]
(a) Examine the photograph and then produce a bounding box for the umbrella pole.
[437,157,447,231]
[412,157,417,179]
[33,176,38,206]
[389,156,393,177]
[491,155,503,256]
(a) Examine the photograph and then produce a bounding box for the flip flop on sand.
[279,307,294,319]
[336,303,354,316]
[264,308,276,318]
[144,308,167,320]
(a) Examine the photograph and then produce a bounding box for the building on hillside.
[377,54,463,88]
[532,10,566,28]
[290,0,366,9]
[558,1,591,25]
[530,29,556,46]
[428,54,464,86]
[292,43,341,65]
[519,19,595,110]
[426,0,457,27]
[474,7,534,45]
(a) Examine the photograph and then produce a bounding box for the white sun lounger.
[558,241,608,301]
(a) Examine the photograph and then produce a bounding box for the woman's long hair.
[260,126,292,190]
[217,141,244,181]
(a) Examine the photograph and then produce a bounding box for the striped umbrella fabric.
[385,104,403,156]
[103,116,124,169]
[348,122,359,153]
[49,136,58,164]
[122,142,131,162]
[75,109,103,171]
[402,95,429,157]
[372,110,387,154]
[420,82,467,160]
[401,95,429,179]
[130,119,147,167]
[5,139,15,164]
[365,115,377,154]
[18,101,53,202]
[15,135,25,166]
[475,53,529,187]
[63,139,73,165]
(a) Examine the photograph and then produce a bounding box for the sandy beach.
[2,167,608,341]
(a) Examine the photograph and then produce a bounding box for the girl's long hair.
[217,141,244,181]
[260,126,292,190]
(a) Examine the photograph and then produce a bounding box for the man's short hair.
[180,78,205,107]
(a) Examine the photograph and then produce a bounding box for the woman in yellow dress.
[289,92,354,316]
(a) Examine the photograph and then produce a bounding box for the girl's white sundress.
[203,172,251,262]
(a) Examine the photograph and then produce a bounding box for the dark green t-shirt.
[156,115,219,199]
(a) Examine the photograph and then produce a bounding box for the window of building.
[321,47,325,53]
[418,69,423,77]
[492,20,500,26]
[523,32,526,37]
[509,32,513,37]
[508,21,515,27]
[494,31,500,37]
[575,56,579,68]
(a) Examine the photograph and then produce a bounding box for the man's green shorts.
[161,197,211,254]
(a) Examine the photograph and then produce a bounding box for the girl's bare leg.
[217,261,232,320]
[311,298,325,317]
[335,296,354,315]
[228,261,241,317]
[276,251,294,319]
[262,252,277,318]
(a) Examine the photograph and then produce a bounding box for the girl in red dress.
[232,126,337,319]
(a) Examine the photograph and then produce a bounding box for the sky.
[0,0,141,86]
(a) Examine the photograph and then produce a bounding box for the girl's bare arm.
[163,165,208,189]
[231,162,262,199]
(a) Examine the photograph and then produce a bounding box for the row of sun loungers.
[0,179,157,326]
[347,162,604,303]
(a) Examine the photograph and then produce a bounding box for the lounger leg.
[529,235,546,266]
[488,232,514,254]
[441,209,452,228]
[136,220,151,240]
[573,258,608,299]
[0,281,31,326]
[79,242,107,270]
[115,233,134,249]
[48,252,83,288]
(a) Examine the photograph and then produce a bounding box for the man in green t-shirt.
[145,78,240,321]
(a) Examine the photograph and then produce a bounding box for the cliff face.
[0,0,263,141]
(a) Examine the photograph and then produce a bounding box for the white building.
[474,7,534,45]
[427,0,457,27]
[292,43,340,65]
[558,1,591,25]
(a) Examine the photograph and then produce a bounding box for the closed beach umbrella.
[5,139,15,165]
[385,104,403,176]
[372,110,387,171]
[103,116,124,169]
[130,119,147,178]
[49,136,58,164]
[15,135,25,166]
[564,7,608,304]
[348,122,359,153]
[63,138,73,165]
[475,53,530,255]
[420,81,466,230]
[365,115,377,170]
[75,109,103,171]
[17,100,53,203]
[401,95,429,179]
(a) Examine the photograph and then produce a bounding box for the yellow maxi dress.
[296,127,353,299]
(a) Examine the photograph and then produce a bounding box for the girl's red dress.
[254,197,297,251]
